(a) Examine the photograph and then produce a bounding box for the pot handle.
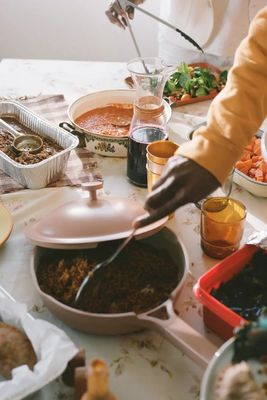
[136,299,218,368]
[59,122,86,148]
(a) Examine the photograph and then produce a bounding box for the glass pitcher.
[126,57,174,187]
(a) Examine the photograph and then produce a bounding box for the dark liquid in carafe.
[127,126,168,187]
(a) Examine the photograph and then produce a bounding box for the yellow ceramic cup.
[147,140,179,165]
[146,164,161,193]
[200,197,247,259]
[146,140,179,192]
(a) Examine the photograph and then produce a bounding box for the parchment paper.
[0,289,78,400]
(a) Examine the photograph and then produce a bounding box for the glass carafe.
[127,57,174,187]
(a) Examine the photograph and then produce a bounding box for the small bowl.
[233,169,267,197]
[68,89,172,158]
[187,123,267,197]
[233,130,267,197]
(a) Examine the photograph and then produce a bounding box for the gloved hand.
[136,155,220,228]
[105,0,146,29]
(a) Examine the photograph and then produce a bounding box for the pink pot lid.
[24,181,167,249]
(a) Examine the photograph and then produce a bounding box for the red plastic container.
[193,245,260,340]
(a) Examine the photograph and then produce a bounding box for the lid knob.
[82,181,103,201]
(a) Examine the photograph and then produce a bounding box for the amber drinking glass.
[200,197,247,259]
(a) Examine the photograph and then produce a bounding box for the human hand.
[135,155,220,228]
[105,0,146,29]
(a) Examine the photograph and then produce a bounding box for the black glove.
[105,0,145,29]
[136,155,220,228]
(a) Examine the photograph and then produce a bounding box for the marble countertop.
[0,58,266,400]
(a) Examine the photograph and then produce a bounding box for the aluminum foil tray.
[0,100,79,189]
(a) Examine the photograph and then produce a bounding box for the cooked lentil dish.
[37,240,180,314]
[0,116,63,164]
[211,250,267,321]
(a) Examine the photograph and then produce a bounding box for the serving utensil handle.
[0,117,23,138]
[59,122,86,148]
[137,299,218,368]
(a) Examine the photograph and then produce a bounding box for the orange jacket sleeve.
[176,6,267,184]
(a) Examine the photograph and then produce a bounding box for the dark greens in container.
[211,250,267,321]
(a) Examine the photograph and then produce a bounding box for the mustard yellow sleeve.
[176,6,267,184]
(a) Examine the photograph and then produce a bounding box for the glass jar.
[126,57,175,187]
[127,97,168,187]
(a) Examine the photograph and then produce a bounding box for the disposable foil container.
[0,101,79,189]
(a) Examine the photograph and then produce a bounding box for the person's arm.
[177,6,267,185]
[137,7,267,228]
[105,0,146,29]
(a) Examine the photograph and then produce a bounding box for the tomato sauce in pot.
[75,103,133,137]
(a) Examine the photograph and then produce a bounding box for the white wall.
[0,0,160,61]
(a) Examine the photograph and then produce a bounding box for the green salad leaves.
[164,62,228,100]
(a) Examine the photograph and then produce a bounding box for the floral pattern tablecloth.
[0,59,267,400]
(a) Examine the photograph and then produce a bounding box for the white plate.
[0,204,13,246]
[68,89,172,157]
[200,337,267,400]
[262,130,267,160]
[184,123,267,197]
[233,129,267,197]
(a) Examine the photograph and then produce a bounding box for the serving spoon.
[74,215,146,305]
[0,117,43,154]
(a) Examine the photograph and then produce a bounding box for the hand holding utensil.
[117,0,149,74]
[119,0,203,53]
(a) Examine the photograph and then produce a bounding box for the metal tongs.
[118,0,203,54]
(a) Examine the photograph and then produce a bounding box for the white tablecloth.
[0,59,266,400]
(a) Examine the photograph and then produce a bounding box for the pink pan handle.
[136,299,218,368]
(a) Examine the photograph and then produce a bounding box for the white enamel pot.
[66,89,172,157]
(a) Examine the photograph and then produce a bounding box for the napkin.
[0,95,102,194]
[0,290,78,400]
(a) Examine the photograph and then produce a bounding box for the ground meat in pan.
[37,240,180,314]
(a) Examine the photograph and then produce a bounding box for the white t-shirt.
[158,0,267,67]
